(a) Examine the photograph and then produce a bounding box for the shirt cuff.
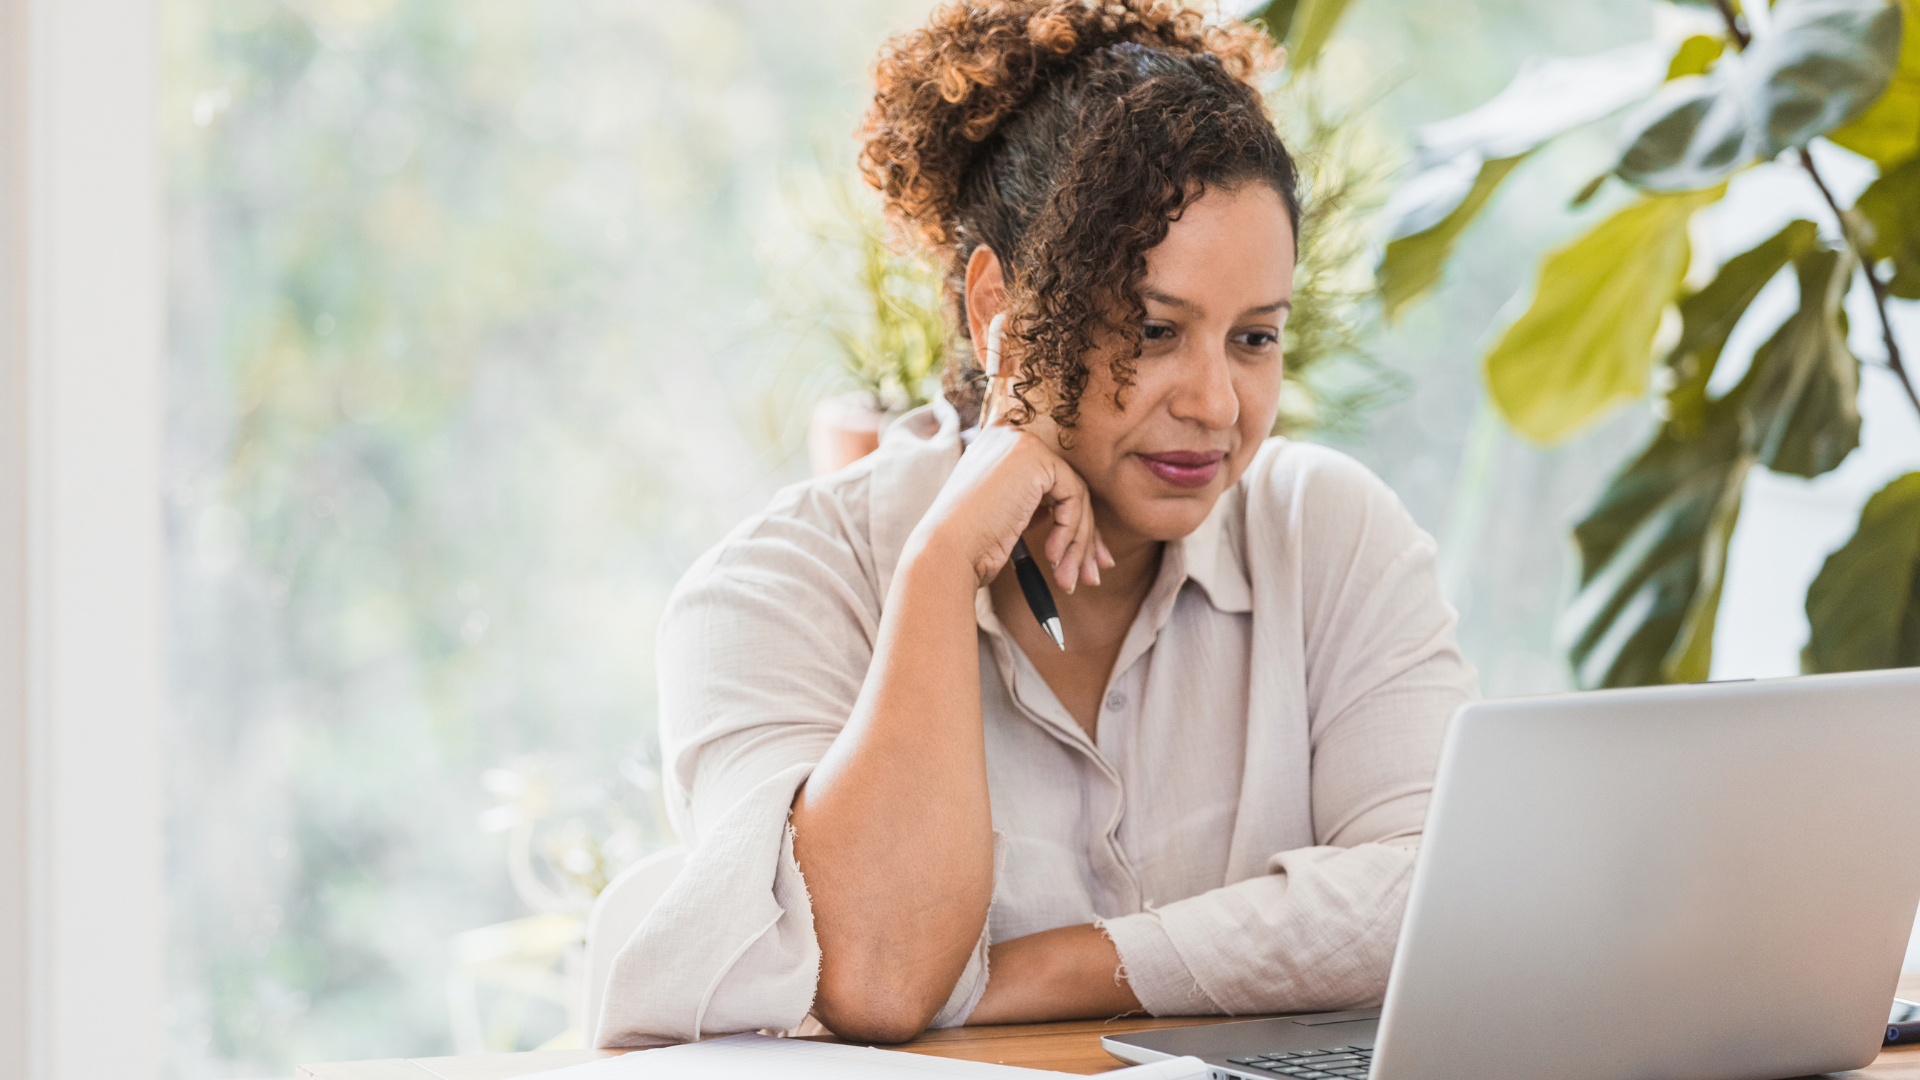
[1097,909,1218,1016]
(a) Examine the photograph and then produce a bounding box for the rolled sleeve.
[596,762,820,1046]
[1099,843,1417,1016]
[1098,908,1216,1016]
[597,480,887,1046]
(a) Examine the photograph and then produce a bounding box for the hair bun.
[859,0,1271,251]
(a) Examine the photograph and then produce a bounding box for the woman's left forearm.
[965,924,1145,1025]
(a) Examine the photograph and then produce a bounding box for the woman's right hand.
[906,424,1110,594]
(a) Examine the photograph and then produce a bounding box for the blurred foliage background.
[163,0,930,1071]
[161,0,1915,1077]
[1371,0,1919,690]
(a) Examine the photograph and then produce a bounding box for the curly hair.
[858,0,1298,431]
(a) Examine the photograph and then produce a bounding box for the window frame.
[0,2,164,1078]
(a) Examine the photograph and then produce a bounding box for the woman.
[596,0,1476,1048]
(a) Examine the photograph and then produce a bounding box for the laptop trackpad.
[1292,1010,1381,1028]
[1288,1014,1378,1049]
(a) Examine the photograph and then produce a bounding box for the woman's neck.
[988,511,1163,735]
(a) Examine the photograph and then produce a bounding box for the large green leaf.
[1828,0,1920,166]
[1404,44,1669,174]
[1379,44,1667,273]
[1616,0,1903,191]
[1663,219,1820,436]
[1563,408,1753,689]
[1378,156,1523,322]
[1666,34,1727,81]
[1562,240,1861,688]
[1286,0,1355,68]
[1484,188,1723,445]
[1804,472,1920,672]
[1739,245,1861,477]
[1856,155,1920,299]
[1615,77,1742,193]
[1250,0,1300,43]
[1250,0,1355,67]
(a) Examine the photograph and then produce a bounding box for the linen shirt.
[595,398,1478,1047]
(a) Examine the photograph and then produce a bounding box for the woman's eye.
[1236,331,1279,348]
[1142,323,1176,342]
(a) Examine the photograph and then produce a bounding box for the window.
[162,1,932,1073]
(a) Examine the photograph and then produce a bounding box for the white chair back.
[582,844,687,1042]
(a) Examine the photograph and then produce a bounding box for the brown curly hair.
[858,0,1298,431]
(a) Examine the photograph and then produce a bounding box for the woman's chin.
[1107,491,1225,544]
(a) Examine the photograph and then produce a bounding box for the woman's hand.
[909,424,1111,594]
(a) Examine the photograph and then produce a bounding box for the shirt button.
[1104,691,1127,711]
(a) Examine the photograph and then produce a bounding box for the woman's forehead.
[1143,185,1296,314]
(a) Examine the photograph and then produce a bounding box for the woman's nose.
[1168,345,1239,430]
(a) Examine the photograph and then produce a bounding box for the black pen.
[1010,538,1064,649]
[982,313,1066,650]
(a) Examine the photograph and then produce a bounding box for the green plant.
[829,185,951,415]
[1245,0,1410,436]
[785,174,950,417]
[1266,70,1408,435]
[1378,0,1919,687]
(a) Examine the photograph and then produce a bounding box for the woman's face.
[1049,182,1295,547]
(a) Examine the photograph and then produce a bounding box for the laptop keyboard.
[1226,1045,1373,1078]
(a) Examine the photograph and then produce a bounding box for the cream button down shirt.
[595,398,1478,1047]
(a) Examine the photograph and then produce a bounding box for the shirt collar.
[1171,488,1253,614]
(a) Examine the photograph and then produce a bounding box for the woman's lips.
[1137,450,1225,489]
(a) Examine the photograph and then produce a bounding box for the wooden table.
[298,974,1920,1079]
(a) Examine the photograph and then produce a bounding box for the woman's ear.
[964,246,1007,372]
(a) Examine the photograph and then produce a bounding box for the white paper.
[515,1033,1212,1080]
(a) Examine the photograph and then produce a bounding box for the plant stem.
[1711,0,1751,49]
[1797,147,1920,419]
[1712,4,1919,419]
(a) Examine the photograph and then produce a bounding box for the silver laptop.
[1104,669,1920,1080]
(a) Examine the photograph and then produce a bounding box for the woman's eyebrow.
[1141,287,1196,311]
[1141,288,1293,317]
